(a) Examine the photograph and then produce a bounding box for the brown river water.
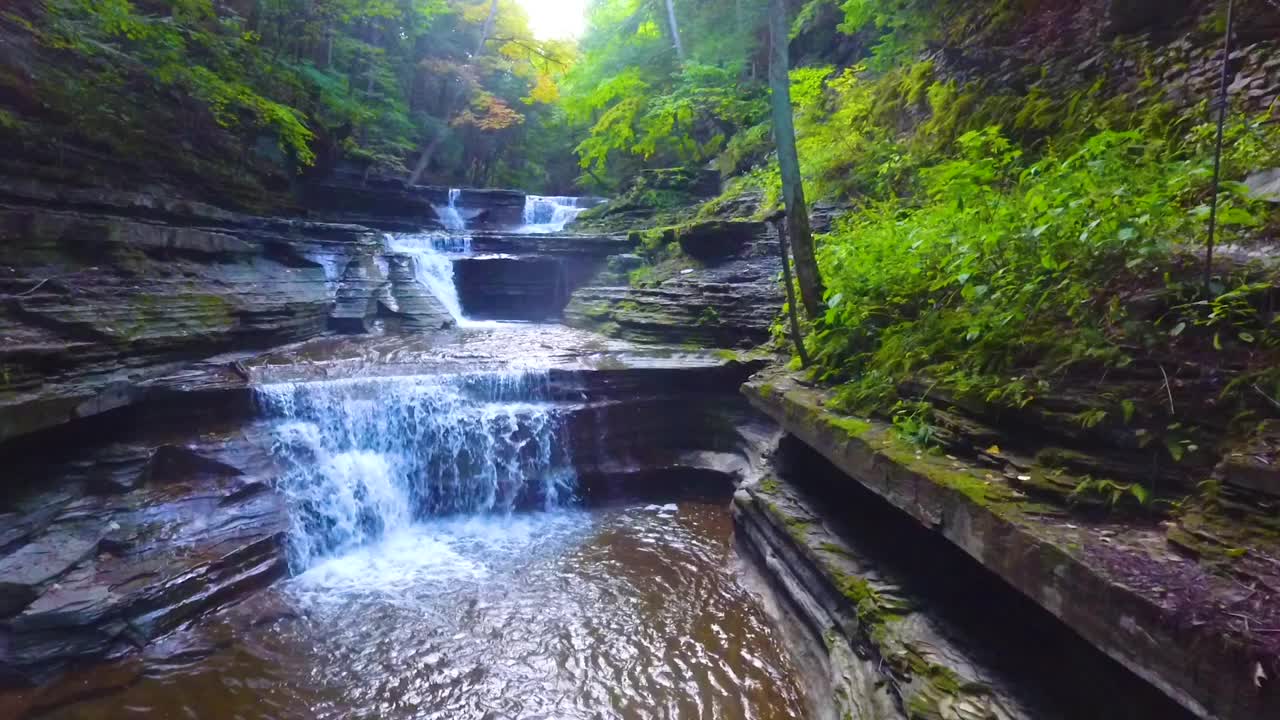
[43,501,804,720]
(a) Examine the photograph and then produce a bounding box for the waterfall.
[520,195,588,234]
[257,371,577,570]
[385,187,488,326]
[437,187,467,233]
[385,232,468,323]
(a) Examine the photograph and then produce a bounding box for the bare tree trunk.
[364,23,378,97]
[476,0,500,56]
[663,0,686,61]
[768,0,825,319]
[773,219,811,366]
[408,135,445,186]
[408,0,498,184]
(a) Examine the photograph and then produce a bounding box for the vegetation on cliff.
[3,0,1279,440]
[565,0,1280,450]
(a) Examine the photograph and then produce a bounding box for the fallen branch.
[1159,364,1176,415]
[1253,385,1280,413]
[11,277,51,297]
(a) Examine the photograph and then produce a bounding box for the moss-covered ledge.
[734,476,1033,719]
[743,370,1278,720]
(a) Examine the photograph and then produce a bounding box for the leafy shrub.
[810,119,1272,409]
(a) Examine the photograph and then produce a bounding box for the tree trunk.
[663,0,686,61]
[365,23,379,97]
[774,219,811,367]
[476,0,500,56]
[768,0,825,319]
[408,134,445,186]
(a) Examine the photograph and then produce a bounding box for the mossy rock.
[675,221,759,261]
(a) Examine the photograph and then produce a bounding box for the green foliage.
[13,0,577,190]
[810,115,1273,407]
[890,400,937,447]
[563,0,769,183]
[1070,477,1154,511]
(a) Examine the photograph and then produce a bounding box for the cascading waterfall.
[385,231,469,323]
[520,195,588,233]
[386,187,479,325]
[437,187,467,233]
[256,371,576,571]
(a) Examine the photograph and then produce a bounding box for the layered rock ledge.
[742,370,1279,720]
[565,220,783,347]
[0,327,773,707]
[734,438,1196,720]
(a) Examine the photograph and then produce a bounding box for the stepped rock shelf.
[0,181,1255,719]
[741,370,1279,720]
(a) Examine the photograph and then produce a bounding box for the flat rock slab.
[0,433,286,686]
[742,370,1279,720]
[241,324,742,384]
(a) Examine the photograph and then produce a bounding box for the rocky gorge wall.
[1,163,1259,720]
[0,166,791,712]
[739,370,1279,720]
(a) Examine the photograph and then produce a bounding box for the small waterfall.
[257,371,577,570]
[520,195,587,234]
[386,187,485,326]
[385,232,468,323]
[437,188,467,233]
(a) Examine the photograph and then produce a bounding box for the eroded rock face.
[451,231,631,321]
[565,220,783,347]
[455,255,569,321]
[0,184,453,443]
[743,370,1280,720]
[735,436,1200,720]
[0,434,286,686]
[297,181,532,230]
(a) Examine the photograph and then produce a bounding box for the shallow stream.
[45,502,804,720]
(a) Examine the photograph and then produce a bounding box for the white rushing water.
[437,187,466,232]
[385,231,470,323]
[519,195,588,234]
[256,371,576,571]
[387,187,505,327]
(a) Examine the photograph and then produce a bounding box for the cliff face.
[0,180,457,445]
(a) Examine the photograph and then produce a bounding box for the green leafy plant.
[1070,477,1153,510]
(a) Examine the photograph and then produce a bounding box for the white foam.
[518,195,588,234]
[257,373,577,571]
[288,511,591,603]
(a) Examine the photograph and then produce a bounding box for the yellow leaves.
[526,74,560,105]
[461,1,493,24]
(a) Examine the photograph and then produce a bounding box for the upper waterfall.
[519,195,589,234]
[437,187,467,233]
[257,371,577,570]
[385,188,484,327]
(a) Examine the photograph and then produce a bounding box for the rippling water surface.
[48,501,803,720]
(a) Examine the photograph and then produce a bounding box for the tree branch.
[486,36,571,68]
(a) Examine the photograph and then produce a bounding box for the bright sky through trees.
[517,0,588,39]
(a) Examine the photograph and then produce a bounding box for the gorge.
[0,184,1253,720]
[2,1,1280,719]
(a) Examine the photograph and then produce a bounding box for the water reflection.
[44,502,803,720]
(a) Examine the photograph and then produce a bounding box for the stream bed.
[42,502,804,720]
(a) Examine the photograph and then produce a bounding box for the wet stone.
[0,524,103,617]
